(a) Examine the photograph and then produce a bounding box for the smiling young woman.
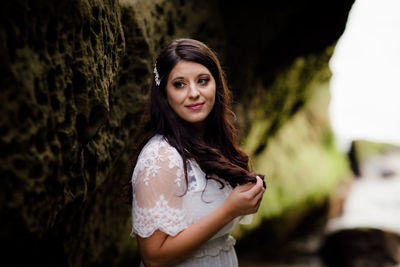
[166,60,216,135]
[125,38,265,267]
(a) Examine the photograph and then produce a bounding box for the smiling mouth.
[185,103,204,110]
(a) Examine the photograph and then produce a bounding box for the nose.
[188,82,200,99]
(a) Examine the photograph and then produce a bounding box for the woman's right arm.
[137,176,265,267]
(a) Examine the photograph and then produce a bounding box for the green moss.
[233,84,350,238]
[242,118,272,155]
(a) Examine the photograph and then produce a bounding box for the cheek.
[166,90,178,105]
[167,90,185,111]
[209,88,216,106]
[166,94,173,106]
[209,82,216,101]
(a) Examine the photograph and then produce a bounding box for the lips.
[185,102,205,110]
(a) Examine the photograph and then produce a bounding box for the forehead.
[169,60,211,79]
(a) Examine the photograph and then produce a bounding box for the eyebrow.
[171,73,211,82]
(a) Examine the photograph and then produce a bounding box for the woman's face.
[166,60,216,128]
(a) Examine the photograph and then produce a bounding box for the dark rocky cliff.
[0,0,354,265]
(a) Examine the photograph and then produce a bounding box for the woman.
[128,38,265,267]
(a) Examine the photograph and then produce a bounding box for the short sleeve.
[131,136,189,238]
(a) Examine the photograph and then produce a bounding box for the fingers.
[236,182,254,193]
[246,176,264,198]
[254,186,264,205]
[249,186,265,213]
[226,176,265,217]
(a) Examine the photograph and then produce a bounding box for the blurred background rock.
[2,0,398,266]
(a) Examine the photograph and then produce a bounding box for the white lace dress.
[131,135,252,267]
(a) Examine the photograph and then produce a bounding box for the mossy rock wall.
[233,56,350,242]
[0,0,354,265]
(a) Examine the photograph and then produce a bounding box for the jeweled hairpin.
[154,62,160,86]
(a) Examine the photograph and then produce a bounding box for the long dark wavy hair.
[123,38,264,203]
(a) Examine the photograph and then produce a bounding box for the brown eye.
[198,78,210,85]
[173,81,185,88]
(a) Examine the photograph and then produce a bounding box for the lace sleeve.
[131,136,189,238]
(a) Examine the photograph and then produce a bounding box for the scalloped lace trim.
[131,195,188,238]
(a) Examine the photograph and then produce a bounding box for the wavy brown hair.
[123,38,264,203]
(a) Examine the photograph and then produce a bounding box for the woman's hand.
[222,176,265,220]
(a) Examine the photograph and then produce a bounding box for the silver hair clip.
[154,62,160,86]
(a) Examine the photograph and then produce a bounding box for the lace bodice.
[131,135,252,262]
